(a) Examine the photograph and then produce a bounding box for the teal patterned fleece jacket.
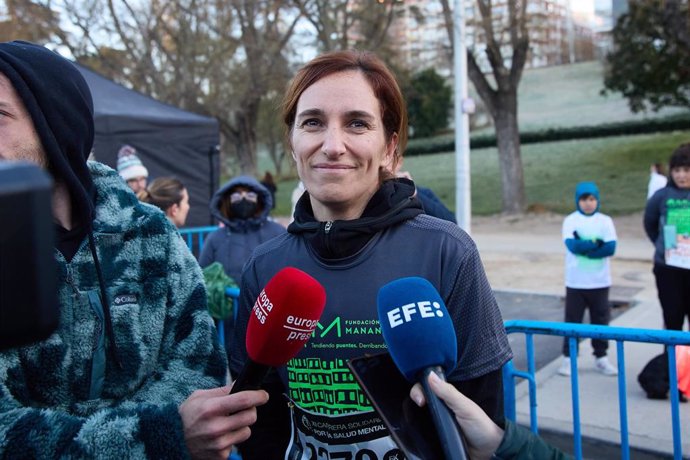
[0,162,227,459]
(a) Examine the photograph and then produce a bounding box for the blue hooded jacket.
[198,175,285,282]
[574,181,600,215]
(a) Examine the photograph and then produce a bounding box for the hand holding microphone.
[377,277,468,460]
[181,267,325,460]
[231,267,326,394]
[410,372,504,459]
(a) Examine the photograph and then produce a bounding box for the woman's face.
[671,165,690,189]
[169,188,190,228]
[290,70,397,221]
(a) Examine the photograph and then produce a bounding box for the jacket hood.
[574,181,600,215]
[209,175,274,230]
[288,178,423,259]
[0,41,95,230]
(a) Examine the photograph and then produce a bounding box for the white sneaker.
[595,356,618,376]
[557,357,571,376]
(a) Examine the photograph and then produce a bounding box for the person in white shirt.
[647,162,668,199]
[558,181,618,377]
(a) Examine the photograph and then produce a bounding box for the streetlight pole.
[454,0,471,232]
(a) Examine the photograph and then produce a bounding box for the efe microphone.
[231,267,326,394]
[377,277,467,460]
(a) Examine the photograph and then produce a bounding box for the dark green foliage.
[603,0,690,112]
[406,69,452,138]
[405,113,690,156]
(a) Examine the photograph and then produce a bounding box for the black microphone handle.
[230,359,271,394]
[420,366,468,460]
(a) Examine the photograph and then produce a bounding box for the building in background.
[388,2,452,76]
[390,0,599,75]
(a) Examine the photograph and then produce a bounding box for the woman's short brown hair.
[281,50,407,175]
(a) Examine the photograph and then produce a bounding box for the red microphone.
[230,267,326,394]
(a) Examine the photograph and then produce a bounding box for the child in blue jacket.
[559,181,618,377]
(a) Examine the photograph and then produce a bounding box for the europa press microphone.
[230,267,326,394]
[377,277,468,460]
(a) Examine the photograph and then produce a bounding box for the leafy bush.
[406,69,452,139]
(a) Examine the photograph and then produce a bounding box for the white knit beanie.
[117,145,148,181]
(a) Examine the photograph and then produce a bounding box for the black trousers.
[562,287,610,358]
[653,264,690,331]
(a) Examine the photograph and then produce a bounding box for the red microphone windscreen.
[246,267,326,367]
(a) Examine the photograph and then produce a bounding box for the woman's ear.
[383,133,399,170]
[167,203,179,219]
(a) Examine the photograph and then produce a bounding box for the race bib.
[286,401,406,460]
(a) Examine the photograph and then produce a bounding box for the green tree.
[406,68,452,138]
[603,0,690,112]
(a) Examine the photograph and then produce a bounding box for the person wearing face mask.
[200,175,286,284]
[199,176,286,346]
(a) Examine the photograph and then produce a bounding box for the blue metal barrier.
[224,286,242,460]
[503,320,690,460]
[179,226,218,255]
[217,287,241,348]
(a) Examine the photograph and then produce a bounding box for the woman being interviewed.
[230,50,512,459]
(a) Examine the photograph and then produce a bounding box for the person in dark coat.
[199,175,286,282]
[199,175,286,351]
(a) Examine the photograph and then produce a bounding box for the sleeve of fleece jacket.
[493,421,572,459]
[0,230,227,459]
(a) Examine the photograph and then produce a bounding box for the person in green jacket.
[0,40,267,459]
[410,372,572,460]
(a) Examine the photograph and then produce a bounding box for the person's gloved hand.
[565,238,598,255]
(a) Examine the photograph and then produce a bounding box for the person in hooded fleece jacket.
[0,41,268,459]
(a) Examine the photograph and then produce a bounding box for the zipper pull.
[324,221,333,234]
[65,265,74,285]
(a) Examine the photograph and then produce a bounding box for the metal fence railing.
[503,320,690,460]
[179,225,218,256]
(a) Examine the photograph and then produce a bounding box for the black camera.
[0,161,58,351]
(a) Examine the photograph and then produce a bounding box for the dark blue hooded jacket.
[644,169,690,266]
[198,175,285,282]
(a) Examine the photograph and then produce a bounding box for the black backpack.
[638,352,688,402]
[638,353,669,399]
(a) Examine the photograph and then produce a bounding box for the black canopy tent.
[75,64,220,228]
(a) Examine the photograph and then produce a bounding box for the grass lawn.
[271,130,690,218]
[514,61,687,130]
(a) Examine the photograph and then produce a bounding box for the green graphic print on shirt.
[667,199,690,235]
[287,316,385,414]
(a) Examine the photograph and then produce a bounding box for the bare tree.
[47,0,298,177]
[0,0,64,43]
[441,0,529,214]
[292,0,405,57]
